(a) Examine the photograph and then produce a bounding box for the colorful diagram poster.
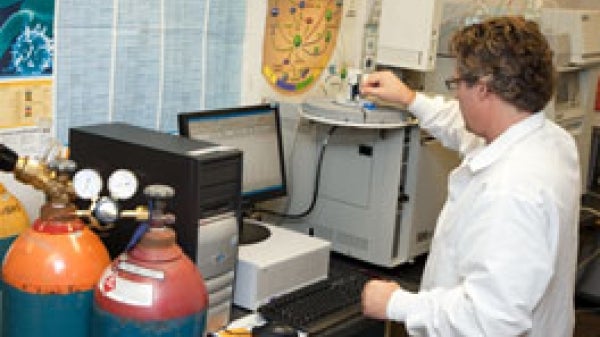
[262,0,342,95]
[0,0,54,130]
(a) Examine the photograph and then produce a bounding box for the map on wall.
[262,0,343,95]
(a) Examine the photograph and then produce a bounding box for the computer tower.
[69,122,242,332]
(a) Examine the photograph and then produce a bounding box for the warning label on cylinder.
[118,261,165,280]
[98,269,154,307]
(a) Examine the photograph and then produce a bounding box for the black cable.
[255,125,338,219]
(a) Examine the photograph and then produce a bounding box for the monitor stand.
[239,220,271,245]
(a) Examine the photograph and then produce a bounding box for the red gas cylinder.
[92,226,209,337]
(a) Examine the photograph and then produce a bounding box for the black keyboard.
[257,272,371,334]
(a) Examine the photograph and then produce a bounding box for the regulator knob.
[49,159,77,174]
[143,185,175,227]
[143,184,175,200]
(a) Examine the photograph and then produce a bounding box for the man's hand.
[361,279,401,320]
[360,71,416,106]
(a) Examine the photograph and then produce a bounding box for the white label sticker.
[98,268,154,307]
[117,261,165,280]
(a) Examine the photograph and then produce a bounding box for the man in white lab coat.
[360,16,580,337]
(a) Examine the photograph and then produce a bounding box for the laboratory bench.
[229,193,600,337]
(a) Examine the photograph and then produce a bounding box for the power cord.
[255,125,338,219]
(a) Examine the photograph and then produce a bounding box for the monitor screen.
[178,103,287,209]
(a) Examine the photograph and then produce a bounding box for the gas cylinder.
[92,185,208,337]
[0,183,29,336]
[0,183,29,257]
[2,202,110,337]
[1,157,111,337]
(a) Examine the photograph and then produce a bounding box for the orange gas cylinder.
[92,226,208,337]
[2,202,111,337]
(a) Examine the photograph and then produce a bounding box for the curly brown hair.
[450,16,556,113]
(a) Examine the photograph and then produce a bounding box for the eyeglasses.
[444,76,467,90]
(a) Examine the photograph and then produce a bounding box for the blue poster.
[0,0,54,77]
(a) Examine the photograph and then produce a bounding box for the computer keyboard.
[257,271,371,334]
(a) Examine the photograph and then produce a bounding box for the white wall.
[560,0,600,9]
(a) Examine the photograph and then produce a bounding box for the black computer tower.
[70,122,243,331]
[69,122,242,261]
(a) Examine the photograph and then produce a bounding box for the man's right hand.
[361,279,401,320]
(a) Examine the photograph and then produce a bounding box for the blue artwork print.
[0,0,54,77]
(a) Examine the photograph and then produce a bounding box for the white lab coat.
[386,93,580,337]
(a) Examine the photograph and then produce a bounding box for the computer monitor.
[178,103,287,244]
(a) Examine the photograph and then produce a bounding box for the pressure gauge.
[108,169,138,200]
[72,168,103,200]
